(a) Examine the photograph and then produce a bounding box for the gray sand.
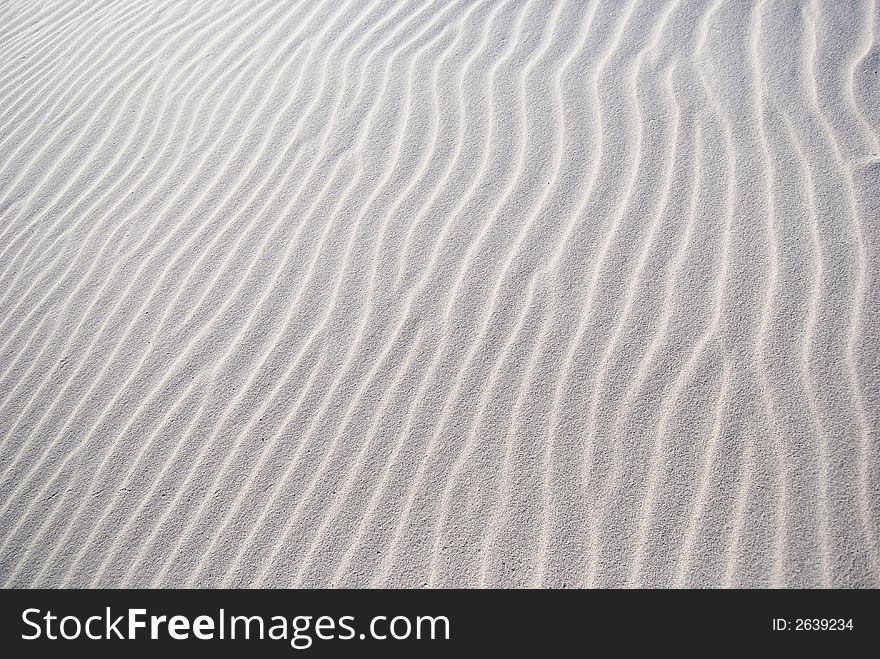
[0,0,878,587]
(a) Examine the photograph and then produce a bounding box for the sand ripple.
[0,0,877,587]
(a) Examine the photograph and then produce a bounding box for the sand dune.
[0,0,878,588]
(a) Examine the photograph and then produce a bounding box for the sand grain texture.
[0,0,878,587]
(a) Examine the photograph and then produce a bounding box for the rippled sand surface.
[0,0,878,587]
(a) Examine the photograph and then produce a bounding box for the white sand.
[0,0,878,588]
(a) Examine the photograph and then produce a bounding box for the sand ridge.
[0,0,878,587]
